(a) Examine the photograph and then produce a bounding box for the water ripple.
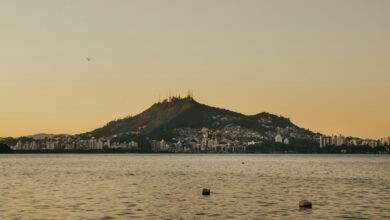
[0,154,389,219]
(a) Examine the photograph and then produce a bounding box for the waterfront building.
[15,141,23,150]
[320,136,331,148]
[201,137,208,151]
[362,139,378,148]
[22,142,30,150]
[30,141,38,150]
[207,138,219,151]
[105,139,111,148]
[350,139,358,146]
[96,139,104,150]
[128,141,138,149]
[150,140,159,151]
[380,137,390,146]
[369,140,378,148]
[331,135,338,145]
[46,141,58,150]
[150,139,169,151]
[160,139,169,151]
[76,140,89,150]
[337,135,346,146]
[275,134,283,143]
[89,137,97,150]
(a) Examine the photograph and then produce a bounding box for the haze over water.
[1,154,389,219]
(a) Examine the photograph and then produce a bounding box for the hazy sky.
[1,0,389,138]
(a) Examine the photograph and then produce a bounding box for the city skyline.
[4,95,389,153]
[1,0,390,139]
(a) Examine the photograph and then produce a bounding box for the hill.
[84,96,318,143]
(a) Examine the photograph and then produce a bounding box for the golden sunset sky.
[1,0,389,138]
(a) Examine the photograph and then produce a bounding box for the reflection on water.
[0,154,389,219]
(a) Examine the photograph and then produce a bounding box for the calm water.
[0,154,389,220]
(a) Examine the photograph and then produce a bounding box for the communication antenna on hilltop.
[187,89,194,99]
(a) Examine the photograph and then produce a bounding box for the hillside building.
[275,134,283,143]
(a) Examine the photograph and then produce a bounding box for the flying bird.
[86,57,91,62]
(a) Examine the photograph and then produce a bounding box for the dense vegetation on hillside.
[0,143,12,153]
[0,137,34,147]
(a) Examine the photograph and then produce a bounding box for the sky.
[1,0,389,139]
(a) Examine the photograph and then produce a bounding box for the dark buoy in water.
[299,200,312,208]
[242,162,245,164]
[202,188,211,196]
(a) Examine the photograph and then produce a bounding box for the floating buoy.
[299,200,312,208]
[202,188,211,196]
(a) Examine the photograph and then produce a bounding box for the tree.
[0,143,12,153]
